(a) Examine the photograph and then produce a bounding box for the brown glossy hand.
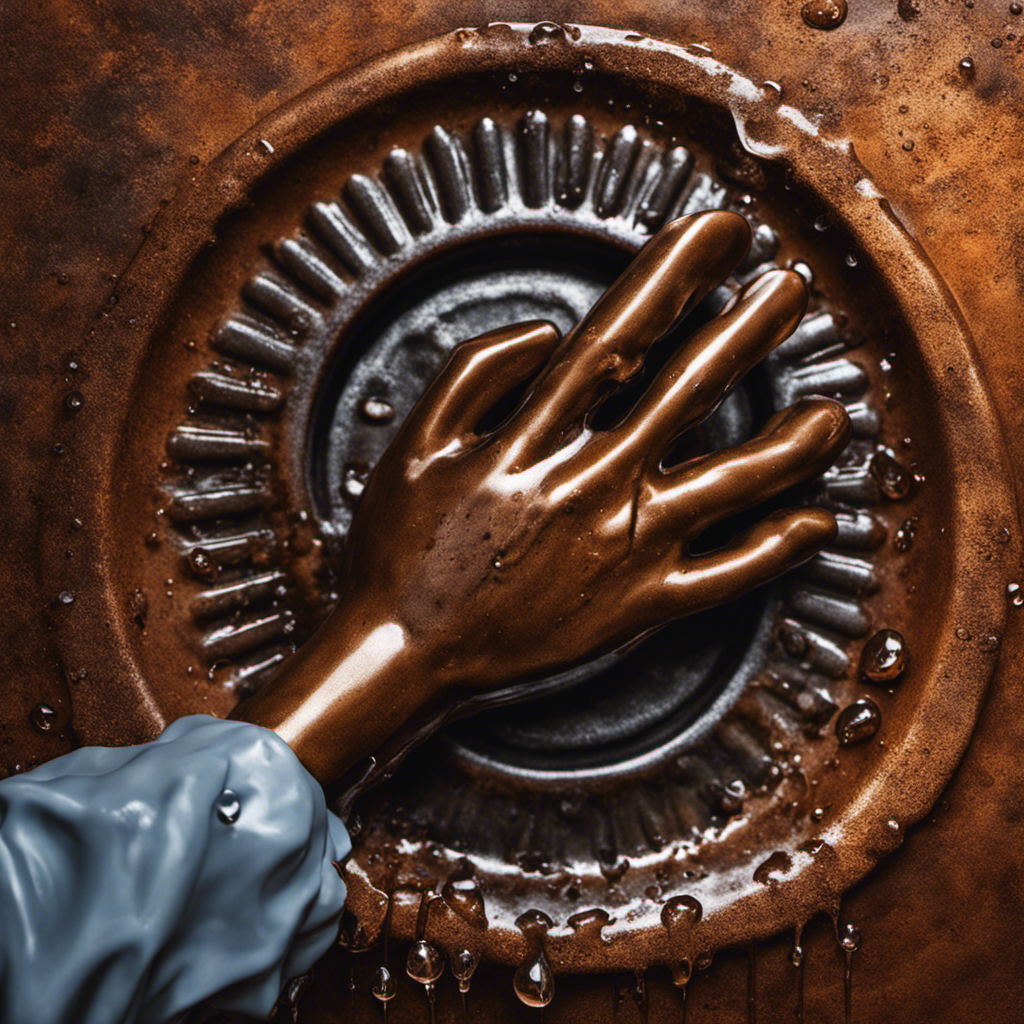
[235,212,851,786]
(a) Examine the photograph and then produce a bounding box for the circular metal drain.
[39,22,1016,984]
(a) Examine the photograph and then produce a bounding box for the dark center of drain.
[312,234,775,772]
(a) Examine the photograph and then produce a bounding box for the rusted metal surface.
[2,2,1024,1022]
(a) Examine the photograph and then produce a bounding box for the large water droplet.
[30,703,57,732]
[406,939,444,985]
[1007,582,1024,607]
[661,895,703,931]
[836,699,881,746]
[442,873,487,928]
[371,966,396,1002]
[215,789,241,824]
[859,628,907,684]
[801,0,847,29]
[513,951,554,1008]
[65,391,84,414]
[57,590,75,606]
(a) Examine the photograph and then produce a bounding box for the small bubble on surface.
[870,449,913,499]
[215,789,241,824]
[360,396,395,424]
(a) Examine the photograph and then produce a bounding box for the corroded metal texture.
[3,3,1024,1023]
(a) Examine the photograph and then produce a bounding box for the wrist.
[232,596,441,786]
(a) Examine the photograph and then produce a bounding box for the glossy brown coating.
[236,212,851,785]
[6,7,1024,1021]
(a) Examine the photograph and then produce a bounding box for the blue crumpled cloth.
[0,714,349,1024]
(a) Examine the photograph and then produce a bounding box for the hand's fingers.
[650,398,851,537]
[658,507,837,615]
[402,320,561,452]
[504,211,751,467]
[615,268,808,457]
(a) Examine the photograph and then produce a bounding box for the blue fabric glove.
[0,715,349,1024]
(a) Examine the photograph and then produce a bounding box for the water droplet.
[342,461,370,503]
[955,626,972,642]
[1013,1,1023,12]
[894,516,917,551]
[58,590,75,605]
[188,547,218,580]
[57,272,70,285]
[814,216,829,232]
[959,56,975,75]
[406,939,444,984]
[812,806,826,822]
[836,699,881,746]
[513,951,554,1008]
[371,965,396,1002]
[442,872,487,928]
[753,851,793,884]
[529,22,564,44]
[979,633,1001,652]
[859,628,907,684]
[567,907,613,941]
[719,778,746,815]
[845,253,859,267]
[870,449,913,499]
[257,138,275,155]
[902,139,915,152]
[838,923,862,952]
[65,391,84,414]
[1007,582,1024,607]
[508,71,518,82]
[992,37,1005,47]
[215,789,241,824]
[360,396,395,424]
[583,57,595,70]
[671,959,692,987]
[801,0,848,29]
[789,945,804,967]
[573,79,583,92]
[661,894,703,931]
[30,703,57,732]
[452,949,477,993]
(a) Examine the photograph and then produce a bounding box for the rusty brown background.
[2,0,1023,1020]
